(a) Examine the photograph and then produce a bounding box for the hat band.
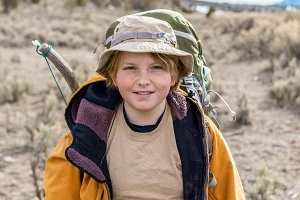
[111,32,176,48]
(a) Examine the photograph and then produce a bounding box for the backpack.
[103,9,217,188]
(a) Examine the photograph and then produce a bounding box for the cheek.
[156,74,174,89]
[114,71,124,87]
[115,72,132,90]
[165,73,174,85]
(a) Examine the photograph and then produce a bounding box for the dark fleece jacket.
[64,76,209,200]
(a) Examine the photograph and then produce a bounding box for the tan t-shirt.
[106,103,183,200]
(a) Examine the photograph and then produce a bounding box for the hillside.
[276,0,300,8]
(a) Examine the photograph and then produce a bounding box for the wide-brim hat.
[96,15,193,77]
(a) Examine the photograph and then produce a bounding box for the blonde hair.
[105,51,185,92]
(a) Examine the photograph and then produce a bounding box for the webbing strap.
[174,30,197,44]
[105,35,113,46]
[105,30,197,47]
[111,32,165,47]
[205,119,217,188]
[206,120,213,161]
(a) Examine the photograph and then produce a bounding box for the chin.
[133,105,154,112]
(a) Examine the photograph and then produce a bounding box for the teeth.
[137,92,150,94]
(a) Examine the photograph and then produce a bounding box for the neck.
[124,100,166,126]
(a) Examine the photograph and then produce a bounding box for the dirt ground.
[0,2,300,200]
[212,59,300,199]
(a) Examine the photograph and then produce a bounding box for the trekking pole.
[32,40,80,102]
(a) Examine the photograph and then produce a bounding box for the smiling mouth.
[133,92,154,95]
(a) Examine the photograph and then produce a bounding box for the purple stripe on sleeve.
[67,148,106,181]
[76,99,115,141]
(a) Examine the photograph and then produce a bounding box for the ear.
[171,78,176,86]
[113,77,118,87]
[111,74,118,87]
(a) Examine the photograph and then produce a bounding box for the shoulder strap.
[205,120,217,188]
[205,120,213,161]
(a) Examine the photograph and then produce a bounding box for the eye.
[123,66,136,70]
[151,65,164,70]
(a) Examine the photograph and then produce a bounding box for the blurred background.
[0,0,299,199]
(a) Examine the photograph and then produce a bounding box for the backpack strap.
[205,120,217,188]
[205,120,213,161]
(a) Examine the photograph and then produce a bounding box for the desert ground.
[0,1,299,200]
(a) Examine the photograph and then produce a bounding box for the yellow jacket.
[44,73,245,200]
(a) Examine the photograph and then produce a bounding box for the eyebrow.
[122,62,136,65]
[122,61,161,65]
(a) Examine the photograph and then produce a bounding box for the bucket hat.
[96,15,193,77]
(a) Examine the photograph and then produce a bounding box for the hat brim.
[96,41,193,78]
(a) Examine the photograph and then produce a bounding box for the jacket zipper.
[104,182,111,200]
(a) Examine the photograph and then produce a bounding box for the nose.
[137,75,150,86]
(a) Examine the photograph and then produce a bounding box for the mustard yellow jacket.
[44,73,245,200]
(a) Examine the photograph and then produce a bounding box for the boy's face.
[113,52,175,113]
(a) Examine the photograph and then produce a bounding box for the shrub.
[235,94,251,125]
[76,0,87,7]
[217,13,254,36]
[269,73,300,106]
[92,0,109,7]
[70,58,90,85]
[65,0,87,9]
[229,12,300,62]
[269,56,300,106]
[269,19,300,60]
[25,90,65,200]
[206,5,215,18]
[120,0,164,12]
[0,68,32,104]
[245,167,284,200]
[233,16,275,60]
[2,0,19,13]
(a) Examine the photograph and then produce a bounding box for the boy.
[44,15,245,200]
